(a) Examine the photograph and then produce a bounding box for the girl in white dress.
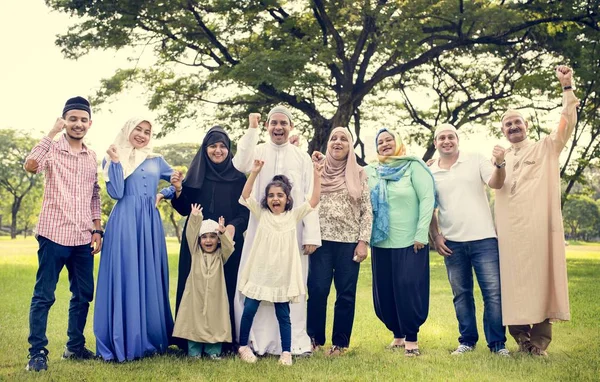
[237,159,322,366]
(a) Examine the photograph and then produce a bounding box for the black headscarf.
[182,126,246,189]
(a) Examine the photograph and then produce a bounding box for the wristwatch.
[494,160,506,169]
[92,229,104,237]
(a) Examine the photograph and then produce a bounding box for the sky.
[0,1,516,161]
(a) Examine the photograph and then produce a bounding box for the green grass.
[1,238,599,381]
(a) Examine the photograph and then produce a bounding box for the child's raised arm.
[241,159,265,200]
[309,160,323,208]
[217,216,234,263]
[185,203,204,253]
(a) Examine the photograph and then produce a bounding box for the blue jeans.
[444,238,506,351]
[239,298,291,352]
[28,236,94,355]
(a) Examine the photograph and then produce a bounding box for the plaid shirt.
[26,134,101,246]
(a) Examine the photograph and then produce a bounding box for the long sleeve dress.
[94,156,175,362]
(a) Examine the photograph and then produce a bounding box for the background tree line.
[0,137,199,242]
[1,129,599,241]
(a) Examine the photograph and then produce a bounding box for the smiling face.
[64,110,92,141]
[266,185,288,215]
[200,232,219,253]
[328,130,351,160]
[267,113,293,145]
[128,121,152,149]
[434,131,459,157]
[376,131,397,156]
[206,141,229,164]
[501,116,528,144]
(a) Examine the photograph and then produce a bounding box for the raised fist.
[556,65,573,87]
[49,117,66,137]
[492,145,506,165]
[106,145,119,162]
[311,151,325,164]
[249,113,261,129]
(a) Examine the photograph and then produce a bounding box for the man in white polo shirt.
[428,124,508,356]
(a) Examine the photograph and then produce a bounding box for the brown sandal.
[404,348,421,357]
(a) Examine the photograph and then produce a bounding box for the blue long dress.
[94,157,175,362]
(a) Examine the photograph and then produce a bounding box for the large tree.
[0,130,40,239]
[47,0,599,161]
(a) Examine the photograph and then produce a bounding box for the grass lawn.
[1,237,598,381]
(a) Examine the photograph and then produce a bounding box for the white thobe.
[233,128,321,355]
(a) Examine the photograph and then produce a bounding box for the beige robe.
[172,213,234,343]
[495,90,578,325]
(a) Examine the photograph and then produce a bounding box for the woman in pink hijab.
[307,127,373,356]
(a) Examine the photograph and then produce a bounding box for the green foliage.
[0,129,41,238]
[154,143,200,167]
[563,194,600,241]
[45,0,600,157]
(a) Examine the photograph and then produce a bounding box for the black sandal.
[404,348,421,357]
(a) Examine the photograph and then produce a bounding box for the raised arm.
[104,147,125,200]
[300,153,321,251]
[308,161,323,208]
[232,113,262,174]
[551,65,579,153]
[487,146,506,190]
[24,118,66,174]
[185,204,204,253]
[217,216,234,263]
[242,160,264,200]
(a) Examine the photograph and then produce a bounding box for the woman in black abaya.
[171,126,248,353]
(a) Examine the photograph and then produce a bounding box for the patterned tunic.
[318,178,372,244]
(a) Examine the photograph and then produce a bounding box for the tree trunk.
[170,211,181,243]
[308,104,356,155]
[10,196,23,240]
[422,143,436,161]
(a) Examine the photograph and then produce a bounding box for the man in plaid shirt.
[23,96,103,372]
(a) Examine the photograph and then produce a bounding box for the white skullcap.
[267,105,293,125]
[500,109,525,123]
[434,123,458,139]
[199,219,219,237]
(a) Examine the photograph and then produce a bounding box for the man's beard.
[66,131,84,141]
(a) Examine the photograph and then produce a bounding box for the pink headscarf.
[321,127,366,202]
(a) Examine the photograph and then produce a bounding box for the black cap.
[62,96,91,118]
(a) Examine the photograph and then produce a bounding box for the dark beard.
[66,131,84,141]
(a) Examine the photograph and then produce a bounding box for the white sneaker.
[238,346,257,363]
[494,348,510,357]
[451,344,475,355]
[278,351,293,366]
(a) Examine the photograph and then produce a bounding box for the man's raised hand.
[49,117,66,139]
[249,113,261,129]
[556,65,573,87]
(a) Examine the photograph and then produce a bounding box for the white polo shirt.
[430,151,497,242]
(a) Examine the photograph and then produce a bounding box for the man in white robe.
[233,105,321,355]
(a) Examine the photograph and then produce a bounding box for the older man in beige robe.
[495,65,578,356]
